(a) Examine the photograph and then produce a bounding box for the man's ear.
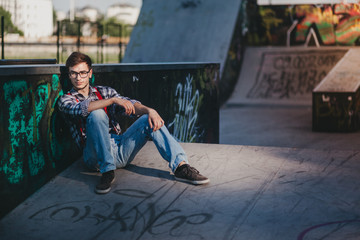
[89,68,93,78]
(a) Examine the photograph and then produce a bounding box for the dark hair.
[65,52,92,70]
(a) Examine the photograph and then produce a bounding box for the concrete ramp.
[1,142,360,239]
[123,0,242,75]
[314,48,360,93]
[227,47,348,106]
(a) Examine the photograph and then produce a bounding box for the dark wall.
[0,62,219,218]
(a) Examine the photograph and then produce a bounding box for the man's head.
[66,52,93,93]
[66,52,92,69]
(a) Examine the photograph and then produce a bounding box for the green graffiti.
[51,74,60,92]
[3,81,28,183]
[90,74,95,86]
[49,74,65,161]
[1,79,58,183]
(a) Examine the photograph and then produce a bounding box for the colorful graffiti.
[246,2,360,46]
[295,4,360,45]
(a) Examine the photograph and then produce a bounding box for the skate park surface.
[1,136,360,239]
[2,48,360,239]
[2,98,360,240]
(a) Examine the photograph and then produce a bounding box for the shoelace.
[186,166,200,174]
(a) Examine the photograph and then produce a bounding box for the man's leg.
[83,109,116,194]
[116,115,187,170]
[116,115,209,185]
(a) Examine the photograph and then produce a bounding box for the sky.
[52,0,143,13]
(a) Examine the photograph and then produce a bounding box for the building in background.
[76,5,102,22]
[0,0,53,38]
[106,3,140,25]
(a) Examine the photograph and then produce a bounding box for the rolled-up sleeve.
[79,98,91,117]
[58,94,91,118]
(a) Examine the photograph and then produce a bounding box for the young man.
[58,52,209,194]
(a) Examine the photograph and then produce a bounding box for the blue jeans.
[83,109,188,173]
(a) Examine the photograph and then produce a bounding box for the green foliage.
[53,9,57,27]
[61,20,82,36]
[0,6,23,36]
[101,17,132,37]
[59,17,132,38]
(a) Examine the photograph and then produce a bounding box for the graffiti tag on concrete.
[29,184,212,239]
[247,51,346,100]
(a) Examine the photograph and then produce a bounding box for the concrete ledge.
[313,49,360,132]
[1,142,359,239]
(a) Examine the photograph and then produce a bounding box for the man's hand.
[148,108,164,131]
[113,98,135,115]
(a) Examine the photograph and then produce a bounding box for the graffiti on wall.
[249,2,360,46]
[247,50,346,99]
[0,64,219,219]
[1,75,65,184]
[168,74,203,142]
[294,4,360,45]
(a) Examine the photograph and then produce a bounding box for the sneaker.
[174,164,210,185]
[95,170,115,194]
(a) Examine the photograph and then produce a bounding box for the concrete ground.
[220,104,360,151]
[1,103,360,239]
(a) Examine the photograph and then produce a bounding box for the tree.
[102,17,132,38]
[0,6,23,36]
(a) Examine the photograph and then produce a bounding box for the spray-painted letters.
[168,74,202,142]
[247,51,345,99]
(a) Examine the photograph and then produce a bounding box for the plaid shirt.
[58,85,139,149]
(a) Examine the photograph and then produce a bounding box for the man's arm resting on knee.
[134,103,164,131]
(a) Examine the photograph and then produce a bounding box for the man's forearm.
[134,102,152,115]
[88,98,114,112]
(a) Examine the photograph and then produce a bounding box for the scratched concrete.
[1,141,360,240]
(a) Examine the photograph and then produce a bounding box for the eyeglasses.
[69,70,91,78]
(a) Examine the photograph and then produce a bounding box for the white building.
[76,5,101,22]
[106,4,140,25]
[0,0,53,38]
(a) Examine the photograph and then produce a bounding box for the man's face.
[69,62,92,92]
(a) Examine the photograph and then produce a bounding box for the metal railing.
[1,17,131,64]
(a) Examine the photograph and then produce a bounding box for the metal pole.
[105,24,108,63]
[97,24,103,63]
[100,24,104,63]
[57,21,60,63]
[77,21,81,52]
[119,24,122,62]
[1,16,4,59]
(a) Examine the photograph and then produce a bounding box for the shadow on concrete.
[123,164,174,181]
